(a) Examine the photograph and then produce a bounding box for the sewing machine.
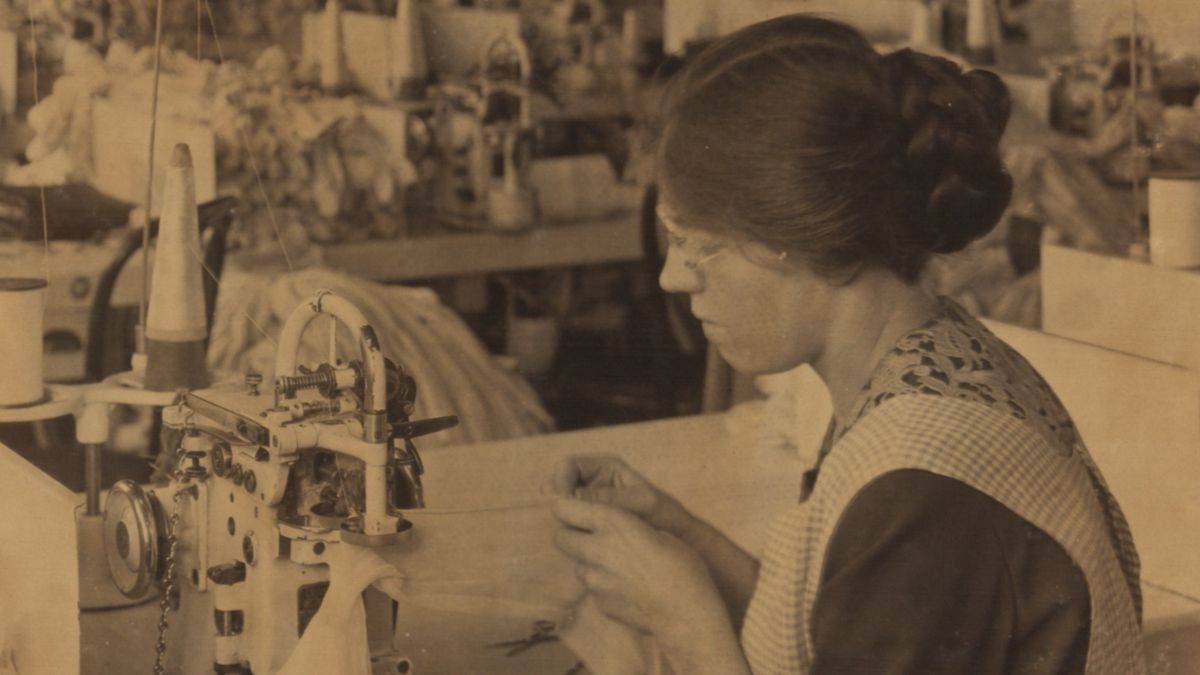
[100,290,457,674]
[431,31,538,231]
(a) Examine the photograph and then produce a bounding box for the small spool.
[909,0,943,47]
[0,277,48,407]
[964,0,997,64]
[1148,171,1200,269]
[320,0,347,92]
[391,0,428,100]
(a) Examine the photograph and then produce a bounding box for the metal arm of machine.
[274,290,389,443]
[272,290,395,537]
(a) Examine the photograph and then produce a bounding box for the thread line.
[203,0,294,273]
[26,2,50,283]
[140,0,167,352]
[1129,2,1144,245]
[184,236,279,350]
[1142,580,1200,608]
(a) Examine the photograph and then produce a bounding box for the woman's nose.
[659,246,703,295]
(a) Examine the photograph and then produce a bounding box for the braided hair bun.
[656,16,1014,282]
[881,49,1013,259]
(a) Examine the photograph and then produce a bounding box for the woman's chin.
[712,343,770,377]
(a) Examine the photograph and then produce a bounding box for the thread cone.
[145,143,208,391]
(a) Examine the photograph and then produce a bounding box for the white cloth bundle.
[278,501,667,675]
[723,364,832,469]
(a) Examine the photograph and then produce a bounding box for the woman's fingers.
[542,455,627,496]
[543,458,585,495]
[552,496,635,533]
[554,522,603,562]
[574,561,590,584]
[552,496,601,531]
[552,498,657,568]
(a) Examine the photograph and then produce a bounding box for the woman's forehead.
[655,196,710,233]
[654,203,684,230]
[656,205,718,242]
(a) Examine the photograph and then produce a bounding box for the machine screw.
[206,561,247,586]
[184,450,207,480]
[242,533,256,566]
[211,443,229,477]
[243,470,257,494]
[245,371,263,396]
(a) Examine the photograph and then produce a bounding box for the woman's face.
[656,195,838,376]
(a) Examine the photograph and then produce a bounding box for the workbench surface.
[1,412,810,674]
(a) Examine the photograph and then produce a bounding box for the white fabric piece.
[724,364,832,468]
[276,543,399,675]
[561,595,670,675]
[393,503,582,621]
[279,501,663,675]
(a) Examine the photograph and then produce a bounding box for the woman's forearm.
[678,514,760,628]
[661,600,755,675]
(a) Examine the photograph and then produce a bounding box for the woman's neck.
[812,274,940,432]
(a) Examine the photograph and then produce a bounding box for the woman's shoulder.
[850,296,1080,453]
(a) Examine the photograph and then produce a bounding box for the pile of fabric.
[208,267,555,447]
[8,39,419,249]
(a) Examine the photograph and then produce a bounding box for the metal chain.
[153,491,185,675]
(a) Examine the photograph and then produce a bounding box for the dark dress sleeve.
[808,469,1090,675]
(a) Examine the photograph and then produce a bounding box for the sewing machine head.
[103,290,455,673]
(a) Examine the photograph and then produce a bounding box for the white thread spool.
[1148,172,1200,269]
[910,1,943,47]
[390,0,428,100]
[965,0,997,63]
[0,278,47,407]
[320,0,346,92]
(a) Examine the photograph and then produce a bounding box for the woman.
[548,15,1144,675]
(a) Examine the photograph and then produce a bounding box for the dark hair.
[656,15,1013,282]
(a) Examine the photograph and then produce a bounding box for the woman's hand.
[547,455,763,641]
[552,497,745,670]
[544,455,695,539]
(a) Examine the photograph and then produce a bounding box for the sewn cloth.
[277,501,665,675]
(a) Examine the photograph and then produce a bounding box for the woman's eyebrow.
[655,206,700,236]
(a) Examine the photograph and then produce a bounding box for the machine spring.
[275,371,335,398]
[300,399,340,416]
[153,491,185,675]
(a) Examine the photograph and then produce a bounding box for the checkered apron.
[740,395,1147,675]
